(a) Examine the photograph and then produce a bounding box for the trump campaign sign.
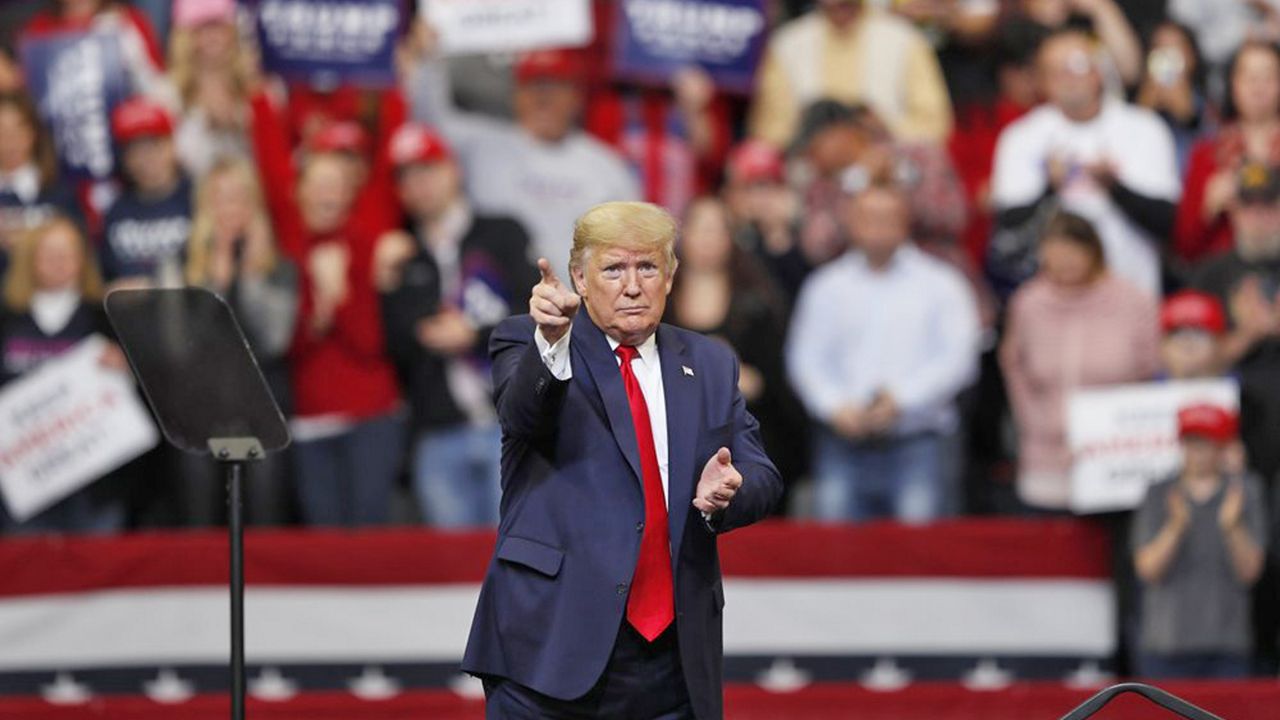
[20,30,130,181]
[0,336,158,522]
[1067,378,1239,514]
[612,0,768,93]
[252,0,404,88]
[421,0,594,56]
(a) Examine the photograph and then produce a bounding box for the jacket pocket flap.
[497,535,564,578]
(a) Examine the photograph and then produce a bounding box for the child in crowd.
[1132,403,1267,679]
[1160,290,1228,380]
[100,97,191,286]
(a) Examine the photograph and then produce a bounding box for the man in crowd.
[375,123,537,528]
[1132,404,1266,679]
[1191,162,1280,484]
[404,29,639,275]
[463,201,781,718]
[750,0,953,146]
[991,28,1179,297]
[787,176,980,523]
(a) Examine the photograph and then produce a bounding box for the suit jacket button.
[616,583,627,595]
[635,521,644,532]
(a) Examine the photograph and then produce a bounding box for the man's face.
[396,160,459,221]
[843,187,908,260]
[1231,201,1280,261]
[123,136,178,194]
[1038,35,1103,121]
[571,244,674,346]
[1161,329,1219,380]
[807,124,865,178]
[515,80,582,143]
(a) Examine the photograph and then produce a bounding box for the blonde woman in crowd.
[0,216,127,532]
[180,156,298,525]
[167,0,259,180]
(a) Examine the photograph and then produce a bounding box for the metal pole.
[227,461,245,720]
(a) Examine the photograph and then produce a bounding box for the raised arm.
[490,259,582,438]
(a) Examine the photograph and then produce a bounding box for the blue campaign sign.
[612,0,768,94]
[20,31,130,181]
[253,0,403,89]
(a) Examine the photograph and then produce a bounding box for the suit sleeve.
[714,357,784,534]
[490,316,569,439]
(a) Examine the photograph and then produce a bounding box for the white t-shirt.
[991,100,1180,297]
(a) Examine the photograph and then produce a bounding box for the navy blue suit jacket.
[462,309,783,720]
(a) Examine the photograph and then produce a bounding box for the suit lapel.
[571,307,643,485]
[658,324,699,567]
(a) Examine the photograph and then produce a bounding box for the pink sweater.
[1000,274,1160,509]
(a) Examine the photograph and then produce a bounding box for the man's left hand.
[694,447,743,514]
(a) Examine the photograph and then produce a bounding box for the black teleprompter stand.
[106,288,290,720]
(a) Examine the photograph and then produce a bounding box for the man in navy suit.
[462,201,783,718]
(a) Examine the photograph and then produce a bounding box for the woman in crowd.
[665,196,807,508]
[1000,212,1160,512]
[284,151,404,527]
[1175,41,1280,264]
[0,91,82,279]
[0,216,127,532]
[167,0,257,180]
[180,156,298,526]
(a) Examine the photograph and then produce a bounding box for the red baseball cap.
[727,140,785,184]
[1161,290,1227,335]
[308,121,370,156]
[514,48,585,84]
[388,123,452,167]
[1177,403,1239,444]
[111,98,174,143]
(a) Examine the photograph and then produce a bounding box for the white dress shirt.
[787,245,980,435]
[535,326,670,502]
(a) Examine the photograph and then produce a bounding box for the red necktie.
[615,344,675,641]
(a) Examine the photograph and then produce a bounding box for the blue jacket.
[462,309,783,719]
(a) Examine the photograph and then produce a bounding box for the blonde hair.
[167,22,254,110]
[186,157,279,285]
[569,201,678,277]
[2,217,103,312]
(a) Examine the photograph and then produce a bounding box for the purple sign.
[20,31,131,181]
[253,0,403,89]
[612,0,768,94]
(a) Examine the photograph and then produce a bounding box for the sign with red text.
[422,0,593,55]
[1067,378,1239,514]
[0,336,158,522]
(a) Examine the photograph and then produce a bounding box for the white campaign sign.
[0,336,158,521]
[1067,379,1239,514]
[421,0,593,55]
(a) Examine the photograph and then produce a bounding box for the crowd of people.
[1,0,1279,678]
